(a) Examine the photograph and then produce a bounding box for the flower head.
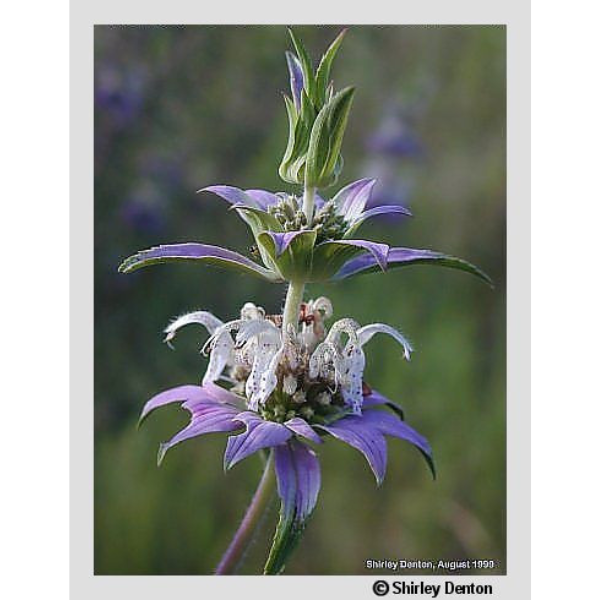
[141,298,433,572]
[118,176,491,287]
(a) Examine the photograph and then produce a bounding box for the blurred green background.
[94,25,506,575]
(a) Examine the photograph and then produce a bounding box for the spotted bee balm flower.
[118,28,491,575]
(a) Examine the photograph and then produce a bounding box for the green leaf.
[305,87,355,188]
[287,28,315,100]
[335,249,494,287]
[118,243,281,282]
[315,28,347,107]
[263,442,320,575]
[234,206,284,236]
[258,230,317,281]
[264,507,306,575]
[279,91,315,184]
[318,86,355,184]
[279,94,299,179]
[234,206,284,270]
[309,239,365,282]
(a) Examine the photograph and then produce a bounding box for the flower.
[95,63,147,128]
[118,177,492,287]
[366,108,424,159]
[141,298,433,573]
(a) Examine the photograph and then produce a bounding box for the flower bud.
[292,389,307,404]
[279,29,353,189]
[315,391,332,406]
[283,374,298,395]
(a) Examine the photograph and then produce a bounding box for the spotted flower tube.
[118,28,491,575]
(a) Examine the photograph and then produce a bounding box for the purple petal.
[333,178,376,221]
[224,412,292,469]
[353,204,412,223]
[158,402,241,465]
[333,246,492,285]
[199,185,260,209]
[316,417,388,485]
[118,242,277,280]
[139,385,210,424]
[263,231,305,257]
[361,410,432,457]
[273,440,321,520]
[362,389,405,419]
[316,407,434,484]
[361,410,435,478]
[285,51,304,109]
[284,417,322,444]
[202,382,244,405]
[245,189,281,210]
[319,239,389,271]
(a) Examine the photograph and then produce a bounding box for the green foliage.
[305,87,355,188]
[279,28,353,189]
[258,230,317,281]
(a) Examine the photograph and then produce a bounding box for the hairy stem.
[302,185,316,227]
[282,280,306,333]
[215,454,276,575]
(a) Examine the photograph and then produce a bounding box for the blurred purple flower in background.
[95,63,147,128]
[119,157,184,235]
[366,107,424,159]
[120,195,165,235]
[362,100,428,211]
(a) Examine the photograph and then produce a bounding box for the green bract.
[279,28,354,189]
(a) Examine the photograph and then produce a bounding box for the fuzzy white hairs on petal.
[311,296,333,320]
[309,317,367,413]
[245,330,283,409]
[240,302,266,321]
[163,310,224,349]
[255,345,286,407]
[235,319,281,348]
[202,331,235,385]
[324,317,361,346]
[357,323,413,361]
[200,319,245,355]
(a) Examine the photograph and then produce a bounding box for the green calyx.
[257,383,347,426]
[267,195,348,242]
[312,200,348,243]
[247,194,362,283]
[279,28,355,190]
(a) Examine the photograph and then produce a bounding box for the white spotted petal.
[202,329,235,385]
[245,329,283,409]
[163,310,224,348]
[357,323,413,361]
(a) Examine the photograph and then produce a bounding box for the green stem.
[282,280,306,333]
[215,454,276,575]
[302,185,316,227]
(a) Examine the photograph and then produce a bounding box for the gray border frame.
[72,1,529,597]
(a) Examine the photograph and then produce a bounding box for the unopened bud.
[292,389,307,404]
[315,391,332,406]
[300,405,314,419]
[283,374,298,395]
